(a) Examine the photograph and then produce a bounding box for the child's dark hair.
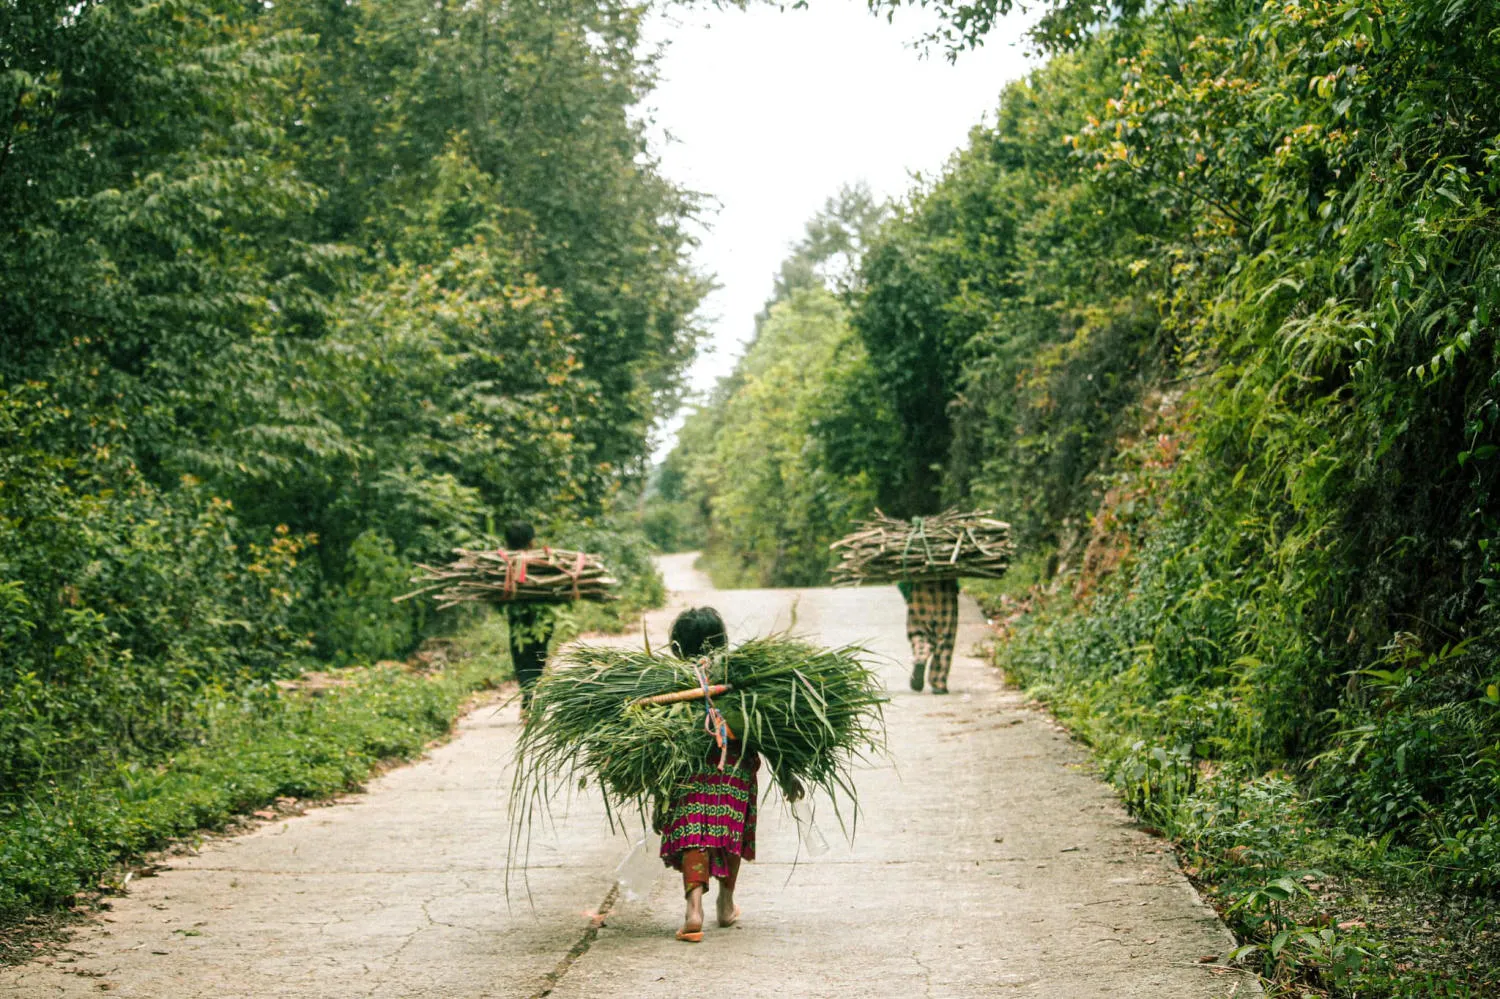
[504,520,536,550]
[669,607,727,659]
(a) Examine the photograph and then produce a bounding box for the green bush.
[1,0,702,904]
[550,519,667,633]
[669,288,887,588]
[638,498,707,554]
[0,388,314,801]
[318,530,426,664]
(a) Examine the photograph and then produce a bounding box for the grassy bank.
[692,546,764,591]
[2,609,565,953]
[0,517,664,947]
[978,583,1499,999]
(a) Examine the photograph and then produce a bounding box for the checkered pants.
[905,579,959,692]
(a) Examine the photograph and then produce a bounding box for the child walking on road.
[655,606,800,942]
[656,607,751,941]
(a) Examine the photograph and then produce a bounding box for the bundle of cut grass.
[830,509,1013,585]
[508,636,886,863]
[396,547,616,608]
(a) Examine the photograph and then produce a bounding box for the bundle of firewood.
[397,548,616,609]
[830,510,1013,585]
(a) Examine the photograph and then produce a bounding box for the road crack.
[911,950,934,998]
[526,885,619,999]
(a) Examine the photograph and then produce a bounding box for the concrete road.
[3,553,1254,997]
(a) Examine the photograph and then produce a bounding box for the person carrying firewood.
[830,508,1007,695]
[502,520,554,719]
[899,578,959,695]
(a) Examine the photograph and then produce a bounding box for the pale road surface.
[3,553,1256,998]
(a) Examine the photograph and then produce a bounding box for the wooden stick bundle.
[830,510,1014,585]
[397,547,617,608]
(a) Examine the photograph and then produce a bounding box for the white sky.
[641,0,1038,458]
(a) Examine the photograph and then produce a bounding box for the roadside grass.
[0,602,648,962]
[978,587,1500,998]
[1154,765,1498,997]
[693,545,765,590]
[0,619,506,943]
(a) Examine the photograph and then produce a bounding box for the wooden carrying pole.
[631,684,732,707]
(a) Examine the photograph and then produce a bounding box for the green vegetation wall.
[664,0,1500,892]
[0,0,700,838]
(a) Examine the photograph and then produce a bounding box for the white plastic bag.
[791,798,830,857]
[613,830,662,901]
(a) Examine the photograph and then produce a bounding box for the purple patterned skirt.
[659,748,758,879]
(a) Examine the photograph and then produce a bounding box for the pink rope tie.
[694,658,731,771]
[498,550,517,598]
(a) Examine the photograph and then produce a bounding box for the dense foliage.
[1,0,696,901]
[663,0,1500,985]
[981,0,1500,892]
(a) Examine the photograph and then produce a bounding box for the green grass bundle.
[508,636,886,863]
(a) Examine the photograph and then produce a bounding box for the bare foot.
[678,886,704,941]
[716,889,741,927]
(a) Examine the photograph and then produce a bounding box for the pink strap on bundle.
[571,551,586,601]
[497,550,517,598]
[694,658,732,771]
